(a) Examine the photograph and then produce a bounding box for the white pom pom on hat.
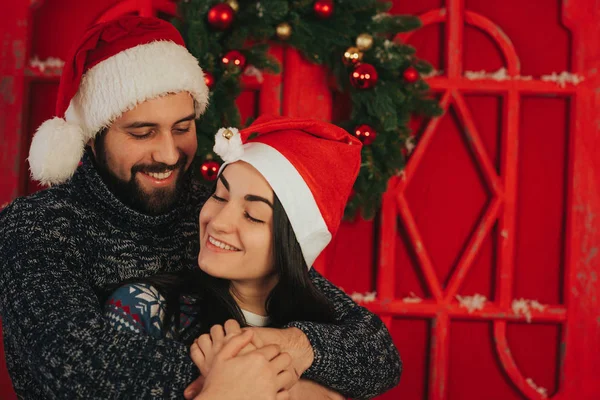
[213,127,243,162]
[29,118,86,187]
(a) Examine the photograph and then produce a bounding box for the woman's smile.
[206,235,242,252]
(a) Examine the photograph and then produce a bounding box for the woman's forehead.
[220,161,274,201]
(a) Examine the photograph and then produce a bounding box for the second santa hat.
[213,115,363,268]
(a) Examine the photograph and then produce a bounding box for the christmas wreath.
[175,0,442,219]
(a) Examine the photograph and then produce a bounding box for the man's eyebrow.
[173,113,196,125]
[123,121,158,129]
[245,195,273,209]
[123,113,196,129]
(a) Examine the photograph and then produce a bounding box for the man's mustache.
[132,155,188,174]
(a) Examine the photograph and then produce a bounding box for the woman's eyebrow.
[219,174,273,208]
[245,195,273,209]
[218,174,230,190]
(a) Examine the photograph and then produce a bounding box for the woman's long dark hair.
[122,183,336,345]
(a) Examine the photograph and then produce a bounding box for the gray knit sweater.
[0,154,401,399]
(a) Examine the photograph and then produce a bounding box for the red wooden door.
[316,1,600,399]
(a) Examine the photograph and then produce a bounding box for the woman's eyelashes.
[211,194,226,202]
[244,212,264,224]
[211,194,265,224]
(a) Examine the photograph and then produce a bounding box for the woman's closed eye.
[211,193,265,223]
[244,212,264,224]
[211,194,227,202]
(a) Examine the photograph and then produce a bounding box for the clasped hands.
[184,319,344,400]
[184,319,297,400]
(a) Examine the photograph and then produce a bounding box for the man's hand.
[192,330,294,400]
[289,379,346,400]
[244,326,314,378]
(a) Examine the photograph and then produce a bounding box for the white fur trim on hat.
[28,117,86,186]
[226,142,332,268]
[214,127,243,162]
[65,40,208,135]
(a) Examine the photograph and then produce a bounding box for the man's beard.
[92,147,191,216]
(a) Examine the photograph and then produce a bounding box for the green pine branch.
[177,0,443,220]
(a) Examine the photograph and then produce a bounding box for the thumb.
[217,329,254,360]
[183,376,205,399]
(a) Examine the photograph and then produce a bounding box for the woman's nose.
[209,204,237,233]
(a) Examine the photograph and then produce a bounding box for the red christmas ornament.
[403,66,419,83]
[201,160,220,181]
[204,72,215,90]
[222,50,246,70]
[207,4,235,30]
[350,63,378,89]
[314,0,334,19]
[353,124,377,145]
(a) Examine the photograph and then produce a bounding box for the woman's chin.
[198,258,229,279]
[197,257,213,274]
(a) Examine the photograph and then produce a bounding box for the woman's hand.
[190,319,259,376]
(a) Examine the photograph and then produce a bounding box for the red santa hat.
[213,115,363,267]
[29,16,209,186]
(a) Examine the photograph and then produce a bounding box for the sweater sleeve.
[286,268,402,399]
[105,283,169,339]
[0,203,197,399]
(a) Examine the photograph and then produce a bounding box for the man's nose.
[152,132,179,166]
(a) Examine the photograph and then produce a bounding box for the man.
[0,16,401,399]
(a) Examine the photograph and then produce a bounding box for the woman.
[104,115,382,397]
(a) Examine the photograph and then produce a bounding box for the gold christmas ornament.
[225,0,239,12]
[356,33,374,51]
[342,47,363,66]
[276,22,292,40]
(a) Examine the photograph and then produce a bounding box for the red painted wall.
[1,1,599,399]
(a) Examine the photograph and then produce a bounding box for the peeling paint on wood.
[12,40,25,69]
[0,76,15,104]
